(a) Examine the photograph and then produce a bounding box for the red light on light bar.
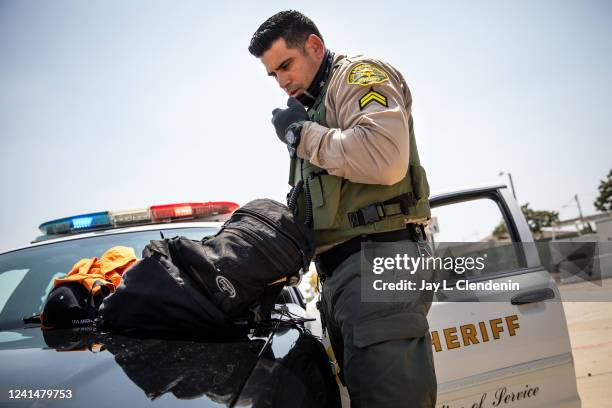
[151,202,239,222]
[171,205,193,217]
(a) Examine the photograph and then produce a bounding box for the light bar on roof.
[37,201,239,239]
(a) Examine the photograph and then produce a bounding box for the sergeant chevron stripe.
[359,88,388,110]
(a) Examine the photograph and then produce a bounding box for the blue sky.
[1,0,611,251]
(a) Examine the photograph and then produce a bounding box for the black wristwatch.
[285,122,304,157]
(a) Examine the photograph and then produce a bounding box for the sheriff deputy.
[249,10,436,407]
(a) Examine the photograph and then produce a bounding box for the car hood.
[0,326,270,407]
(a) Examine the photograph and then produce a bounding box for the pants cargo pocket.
[353,311,429,349]
[347,312,437,408]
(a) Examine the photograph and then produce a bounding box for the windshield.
[0,227,218,330]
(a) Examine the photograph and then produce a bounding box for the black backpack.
[99,199,315,333]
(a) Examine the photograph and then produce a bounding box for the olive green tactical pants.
[320,241,437,408]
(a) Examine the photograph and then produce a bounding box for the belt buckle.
[361,203,383,225]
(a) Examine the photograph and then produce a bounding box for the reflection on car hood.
[0,327,267,407]
[0,320,341,408]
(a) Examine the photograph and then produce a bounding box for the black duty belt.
[315,224,426,281]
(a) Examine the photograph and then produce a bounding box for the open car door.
[428,185,580,408]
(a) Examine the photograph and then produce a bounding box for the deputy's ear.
[305,34,325,59]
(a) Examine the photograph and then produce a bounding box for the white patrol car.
[307,184,581,408]
[0,188,581,408]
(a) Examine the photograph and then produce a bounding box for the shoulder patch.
[359,88,388,110]
[347,62,389,86]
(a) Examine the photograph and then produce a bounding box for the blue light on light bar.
[39,211,112,235]
[72,216,94,229]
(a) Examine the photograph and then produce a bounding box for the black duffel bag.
[99,199,315,333]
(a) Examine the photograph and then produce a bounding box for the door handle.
[510,288,555,305]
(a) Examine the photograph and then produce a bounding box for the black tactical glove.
[271,97,309,145]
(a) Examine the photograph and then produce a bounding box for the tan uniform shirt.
[297,54,413,186]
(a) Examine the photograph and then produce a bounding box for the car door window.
[428,197,522,283]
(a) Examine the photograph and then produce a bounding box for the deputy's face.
[261,36,323,98]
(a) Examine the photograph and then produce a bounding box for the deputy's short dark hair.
[248,10,323,57]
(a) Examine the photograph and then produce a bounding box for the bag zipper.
[233,207,308,269]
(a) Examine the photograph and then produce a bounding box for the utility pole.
[499,172,517,200]
[574,194,592,233]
